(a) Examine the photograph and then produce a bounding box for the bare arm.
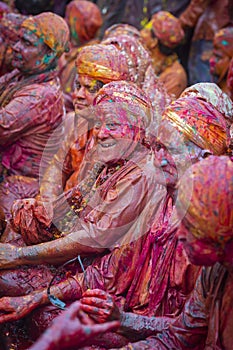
[0,231,105,269]
[179,0,210,28]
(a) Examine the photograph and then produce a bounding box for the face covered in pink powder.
[79,80,152,165]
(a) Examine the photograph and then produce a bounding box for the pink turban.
[177,156,233,246]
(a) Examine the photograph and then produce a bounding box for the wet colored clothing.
[118,264,233,350]
[0,69,64,178]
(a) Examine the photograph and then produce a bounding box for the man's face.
[209,46,230,82]
[92,113,138,164]
[11,28,51,73]
[177,222,222,266]
[73,75,104,112]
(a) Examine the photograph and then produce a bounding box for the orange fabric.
[75,44,130,84]
[21,12,69,57]
[65,0,102,45]
[177,156,233,245]
[162,96,229,155]
[151,11,184,48]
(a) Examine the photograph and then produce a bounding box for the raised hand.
[29,301,120,350]
[80,289,121,323]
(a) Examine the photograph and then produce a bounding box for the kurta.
[117,263,233,349]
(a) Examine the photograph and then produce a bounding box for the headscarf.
[162,96,229,155]
[103,23,141,40]
[150,11,184,48]
[177,156,233,246]
[75,44,130,84]
[102,34,151,87]
[181,82,233,127]
[93,80,152,129]
[65,0,102,45]
[21,12,69,57]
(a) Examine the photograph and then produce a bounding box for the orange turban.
[177,156,233,246]
[162,96,229,155]
[181,82,233,127]
[21,12,69,57]
[93,80,152,129]
[75,44,130,84]
[151,11,184,48]
[65,0,102,44]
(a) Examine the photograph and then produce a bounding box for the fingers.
[87,320,120,335]
[78,310,95,326]
[63,301,81,320]
[80,303,111,316]
[82,289,109,299]
[81,296,110,308]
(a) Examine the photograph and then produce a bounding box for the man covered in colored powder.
[140,11,187,98]
[19,156,233,350]
[59,0,103,111]
[209,26,233,98]
[0,12,69,228]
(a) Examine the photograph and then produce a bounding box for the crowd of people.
[0,0,232,349]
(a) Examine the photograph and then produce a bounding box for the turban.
[181,82,233,127]
[75,44,130,84]
[213,27,233,59]
[103,23,141,40]
[92,80,152,129]
[177,156,233,246]
[102,34,151,87]
[65,0,102,44]
[21,12,69,57]
[162,96,229,155]
[151,11,184,48]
